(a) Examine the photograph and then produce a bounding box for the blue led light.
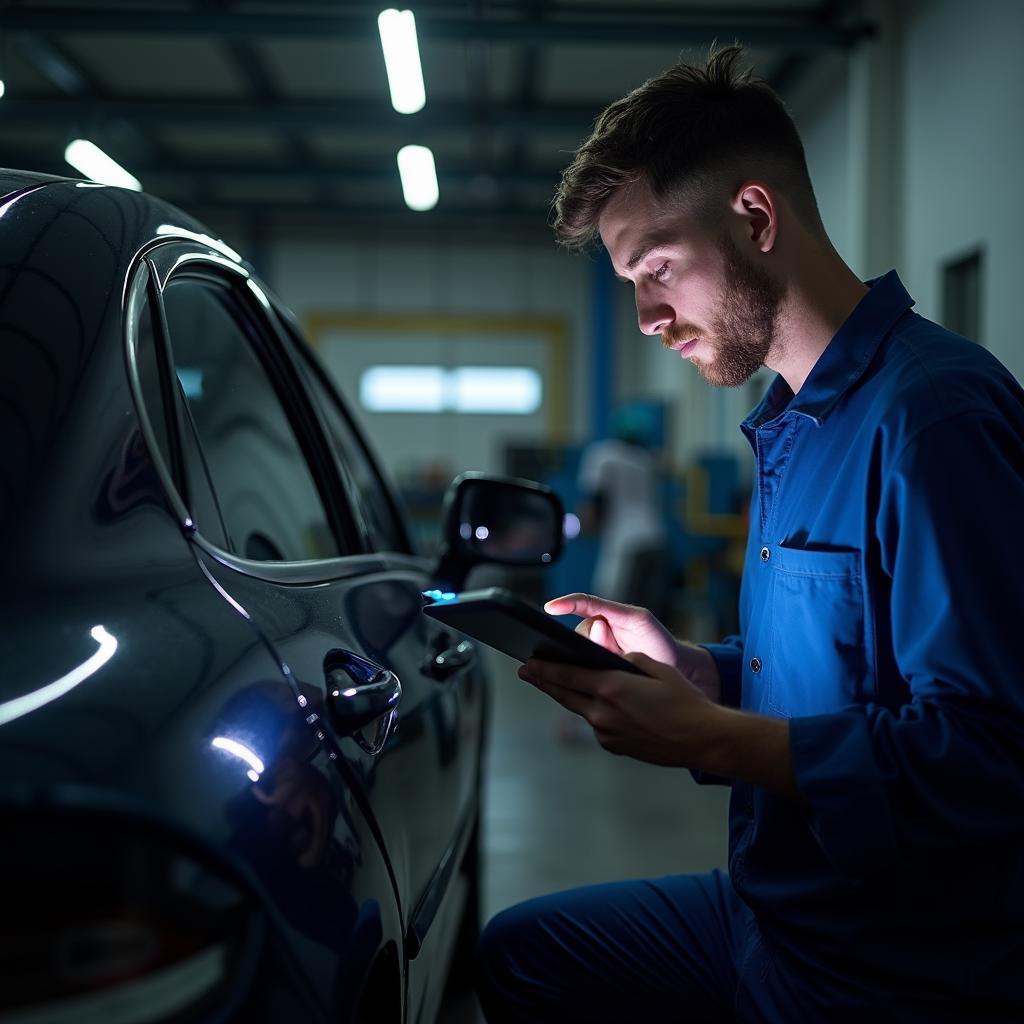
[422,589,458,603]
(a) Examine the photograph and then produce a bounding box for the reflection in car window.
[175,382,232,551]
[134,293,173,472]
[133,289,231,547]
[161,280,339,562]
[301,355,409,554]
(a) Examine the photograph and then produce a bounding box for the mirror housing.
[433,473,564,592]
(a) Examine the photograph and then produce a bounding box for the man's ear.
[730,183,777,254]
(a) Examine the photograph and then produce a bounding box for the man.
[476,46,1024,1022]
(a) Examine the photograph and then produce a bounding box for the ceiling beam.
[0,96,600,134]
[3,148,560,189]
[770,0,855,95]
[194,200,554,228]
[1,8,873,48]
[12,31,180,172]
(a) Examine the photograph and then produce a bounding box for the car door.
[142,242,484,1022]
[126,255,408,1022]
[277,314,488,1020]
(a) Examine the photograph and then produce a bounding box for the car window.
[161,279,340,562]
[299,354,411,554]
[133,292,173,471]
[175,382,233,550]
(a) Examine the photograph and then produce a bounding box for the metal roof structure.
[0,1,870,238]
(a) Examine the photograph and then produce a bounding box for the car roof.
[0,167,80,201]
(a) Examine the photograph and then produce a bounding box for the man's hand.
[544,592,722,704]
[519,652,717,767]
[521,634,803,801]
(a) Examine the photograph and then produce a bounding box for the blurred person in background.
[576,407,669,619]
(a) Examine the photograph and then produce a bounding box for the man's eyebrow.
[625,235,671,272]
[611,236,669,280]
[626,244,656,271]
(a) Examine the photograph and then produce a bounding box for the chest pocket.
[765,546,870,717]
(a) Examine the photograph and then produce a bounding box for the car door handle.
[324,651,401,755]
[423,635,476,682]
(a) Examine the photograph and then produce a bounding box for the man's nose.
[637,300,674,336]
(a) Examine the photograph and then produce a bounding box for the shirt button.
[760,546,770,562]
[744,801,755,817]
[750,657,762,673]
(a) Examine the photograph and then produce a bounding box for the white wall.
[900,0,1024,376]
[268,238,592,483]
[792,53,854,271]
[792,0,1024,379]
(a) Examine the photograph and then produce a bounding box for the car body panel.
[0,171,485,1022]
[195,549,483,1020]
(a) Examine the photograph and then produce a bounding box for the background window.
[359,365,542,414]
[162,280,339,562]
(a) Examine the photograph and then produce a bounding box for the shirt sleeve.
[789,410,1024,880]
[700,637,743,709]
[691,636,744,787]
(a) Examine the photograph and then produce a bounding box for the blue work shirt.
[703,271,1024,1015]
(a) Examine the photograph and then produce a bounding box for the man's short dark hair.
[552,46,822,251]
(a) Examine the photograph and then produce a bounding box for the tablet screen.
[423,587,643,674]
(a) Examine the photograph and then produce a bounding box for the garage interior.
[1,1,1021,1021]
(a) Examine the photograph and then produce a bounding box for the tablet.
[423,587,644,675]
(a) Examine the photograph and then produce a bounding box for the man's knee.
[476,902,530,987]
[475,903,540,1022]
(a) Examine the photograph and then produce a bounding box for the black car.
[0,169,563,1023]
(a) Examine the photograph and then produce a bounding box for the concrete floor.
[439,650,731,1022]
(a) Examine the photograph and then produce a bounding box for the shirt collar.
[743,269,915,432]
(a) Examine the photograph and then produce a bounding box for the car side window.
[161,279,340,562]
[297,350,411,555]
[133,291,173,472]
[133,283,232,549]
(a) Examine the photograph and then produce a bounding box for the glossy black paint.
[0,171,498,1023]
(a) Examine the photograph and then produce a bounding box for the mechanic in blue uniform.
[476,45,1024,1022]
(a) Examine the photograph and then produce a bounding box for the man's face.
[598,181,783,387]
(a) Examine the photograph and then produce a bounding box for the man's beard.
[665,233,784,388]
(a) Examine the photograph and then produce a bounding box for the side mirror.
[433,472,564,592]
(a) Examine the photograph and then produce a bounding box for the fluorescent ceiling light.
[378,8,426,114]
[397,144,439,212]
[0,81,6,100]
[64,138,142,191]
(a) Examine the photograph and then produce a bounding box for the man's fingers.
[625,651,696,687]
[518,663,595,718]
[544,592,632,619]
[520,658,603,697]
[588,616,625,655]
[624,651,661,673]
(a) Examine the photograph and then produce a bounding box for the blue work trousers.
[476,870,788,1023]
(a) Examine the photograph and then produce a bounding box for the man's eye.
[651,263,670,281]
